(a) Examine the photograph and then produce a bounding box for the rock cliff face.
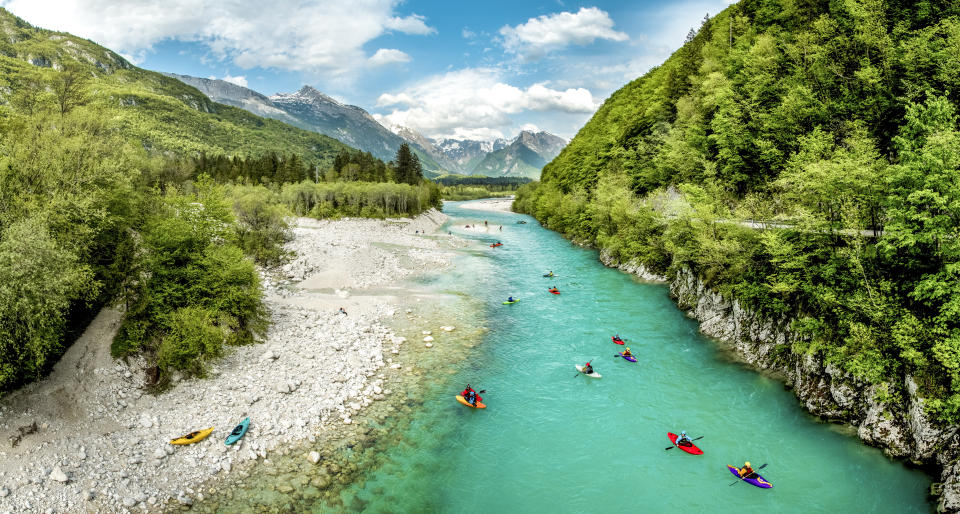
[605,256,960,510]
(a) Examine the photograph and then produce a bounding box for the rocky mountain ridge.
[165,75,445,176]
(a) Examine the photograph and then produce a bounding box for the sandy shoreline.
[0,209,465,513]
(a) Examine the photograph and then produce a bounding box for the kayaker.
[675,430,692,447]
[622,347,632,358]
[613,334,623,343]
[546,271,554,277]
[507,296,515,303]
[583,361,594,374]
[461,385,482,406]
[738,462,755,478]
[338,307,348,315]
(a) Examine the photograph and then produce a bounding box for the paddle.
[729,463,767,485]
[664,436,703,450]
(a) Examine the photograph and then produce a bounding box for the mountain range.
[166,73,566,179]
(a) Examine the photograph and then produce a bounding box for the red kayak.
[612,336,624,345]
[490,243,503,247]
[668,433,703,455]
[549,289,560,295]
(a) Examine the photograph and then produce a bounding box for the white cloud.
[373,68,598,139]
[0,0,434,76]
[500,7,628,59]
[520,123,540,133]
[222,74,248,87]
[368,48,411,67]
[384,14,435,35]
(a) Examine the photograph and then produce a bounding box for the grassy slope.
[0,8,351,166]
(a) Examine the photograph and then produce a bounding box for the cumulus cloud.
[500,7,628,59]
[373,68,598,139]
[368,48,411,67]
[0,0,433,76]
[222,74,248,87]
[384,14,435,35]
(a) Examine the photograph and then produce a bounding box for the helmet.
[745,461,751,467]
[680,431,686,436]
[626,347,631,351]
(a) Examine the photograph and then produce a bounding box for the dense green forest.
[435,176,532,200]
[516,0,960,422]
[0,8,440,393]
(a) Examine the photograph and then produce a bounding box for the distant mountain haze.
[164,74,446,176]
[469,131,567,179]
[166,73,567,179]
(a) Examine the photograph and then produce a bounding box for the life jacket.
[740,466,754,477]
[461,388,474,397]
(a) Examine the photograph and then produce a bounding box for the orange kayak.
[455,395,486,409]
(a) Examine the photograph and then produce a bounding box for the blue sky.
[2,0,735,140]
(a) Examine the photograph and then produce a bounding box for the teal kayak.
[225,417,250,445]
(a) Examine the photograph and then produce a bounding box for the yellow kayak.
[456,395,486,409]
[170,427,214,445]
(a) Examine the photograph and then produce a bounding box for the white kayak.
[575,365,602,378]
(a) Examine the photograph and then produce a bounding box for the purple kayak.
[727,465,772,488]
[619,352,637,363]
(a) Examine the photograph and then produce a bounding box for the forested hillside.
[0,8,439,395]
[0,9,351,165]
[516,0,960,421]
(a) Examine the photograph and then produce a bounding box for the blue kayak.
[619,352,637,363]
[225,417,250,445]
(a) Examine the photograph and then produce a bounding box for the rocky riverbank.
[0,209,466,513]
[604,253,956,510]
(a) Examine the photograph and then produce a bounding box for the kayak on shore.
[226,417,250,445]
[170,427,214,445]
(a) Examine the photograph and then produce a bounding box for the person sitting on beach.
[675,431,692,447]
[338,307,347,315]
[583,361,594,374]
[622,347,632,358]
[738,462,755,478]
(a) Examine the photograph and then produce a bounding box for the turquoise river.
[224,200,933,513]
[332,200,933,513]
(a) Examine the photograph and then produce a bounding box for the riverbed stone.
[48,466,68,483]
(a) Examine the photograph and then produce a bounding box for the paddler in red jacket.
[461,385,481,406]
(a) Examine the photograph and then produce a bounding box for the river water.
[208,200,931,512]
[330,201,931,513]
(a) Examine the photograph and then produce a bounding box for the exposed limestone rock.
[608,263,960,511]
